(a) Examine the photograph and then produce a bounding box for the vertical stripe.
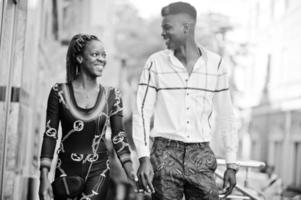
[217,57,222,71]
[208,111,212,128]
[141,62,153,146]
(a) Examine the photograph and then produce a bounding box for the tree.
[113,0,163,79]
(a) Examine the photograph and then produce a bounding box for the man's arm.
[213,90,238,164]
[213,58,239,197]
[132,59,157,193]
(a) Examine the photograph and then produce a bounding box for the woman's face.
[78,40,107,78]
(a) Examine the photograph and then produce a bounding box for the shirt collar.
[167,44,208,70]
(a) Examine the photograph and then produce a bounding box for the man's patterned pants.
[150,137,219,200]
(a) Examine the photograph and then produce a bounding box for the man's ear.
[183,23,190,33]
[76,55,83,64]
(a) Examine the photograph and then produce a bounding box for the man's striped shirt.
[132,46,238,163]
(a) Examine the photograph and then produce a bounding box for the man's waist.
[151,131,211,142]
[153,136,210,149]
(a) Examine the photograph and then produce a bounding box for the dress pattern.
[40,83,131,200]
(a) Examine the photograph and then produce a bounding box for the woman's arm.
[109,88,134,180]
[39,84,61,200]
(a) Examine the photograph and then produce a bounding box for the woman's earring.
[76,56,83,65]
[76,66,79,75]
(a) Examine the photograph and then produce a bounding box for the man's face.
[161,14,186,50]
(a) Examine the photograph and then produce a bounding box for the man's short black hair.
[161,1,197,20]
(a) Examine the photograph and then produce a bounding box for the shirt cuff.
[225,150,237,164]
[136,145,150,159]
[40,157,52,170]
[118,153,132,165]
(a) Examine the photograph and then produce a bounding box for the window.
[0,1,4,46]
[255,2,260,28]
[285,0,289,10]
[251,136,261,160]
[274,0,286,20]
[270,0,275,19]
[274,141,283,176]
[293,142,301,187]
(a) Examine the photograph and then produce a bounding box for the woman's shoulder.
[50,82,68,93]
[102,86,121,100]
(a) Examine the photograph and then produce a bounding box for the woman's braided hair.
[66,34,100,82]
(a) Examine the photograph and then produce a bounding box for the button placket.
[184,74,192,139]
[185,83,191,137]
[185,77,189,84]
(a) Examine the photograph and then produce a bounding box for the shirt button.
[185,79,188,82]
[186,93,189,96]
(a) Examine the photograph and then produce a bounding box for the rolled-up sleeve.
[132,58,158,158]
[213,59,238,164]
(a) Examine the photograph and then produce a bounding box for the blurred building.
[242,0,301,190]
[0,0,118,199]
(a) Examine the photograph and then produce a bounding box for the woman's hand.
[123,161,137,183]
[39,168,53,200]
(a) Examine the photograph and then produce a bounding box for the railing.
[216,159,266,200]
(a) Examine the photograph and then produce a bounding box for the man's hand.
[221,168,237,198]
[137,157,155,193]
[39,168,53,200]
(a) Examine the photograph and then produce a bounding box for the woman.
[39,34,134,200]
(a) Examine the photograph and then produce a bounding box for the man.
[132,2,239,200]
